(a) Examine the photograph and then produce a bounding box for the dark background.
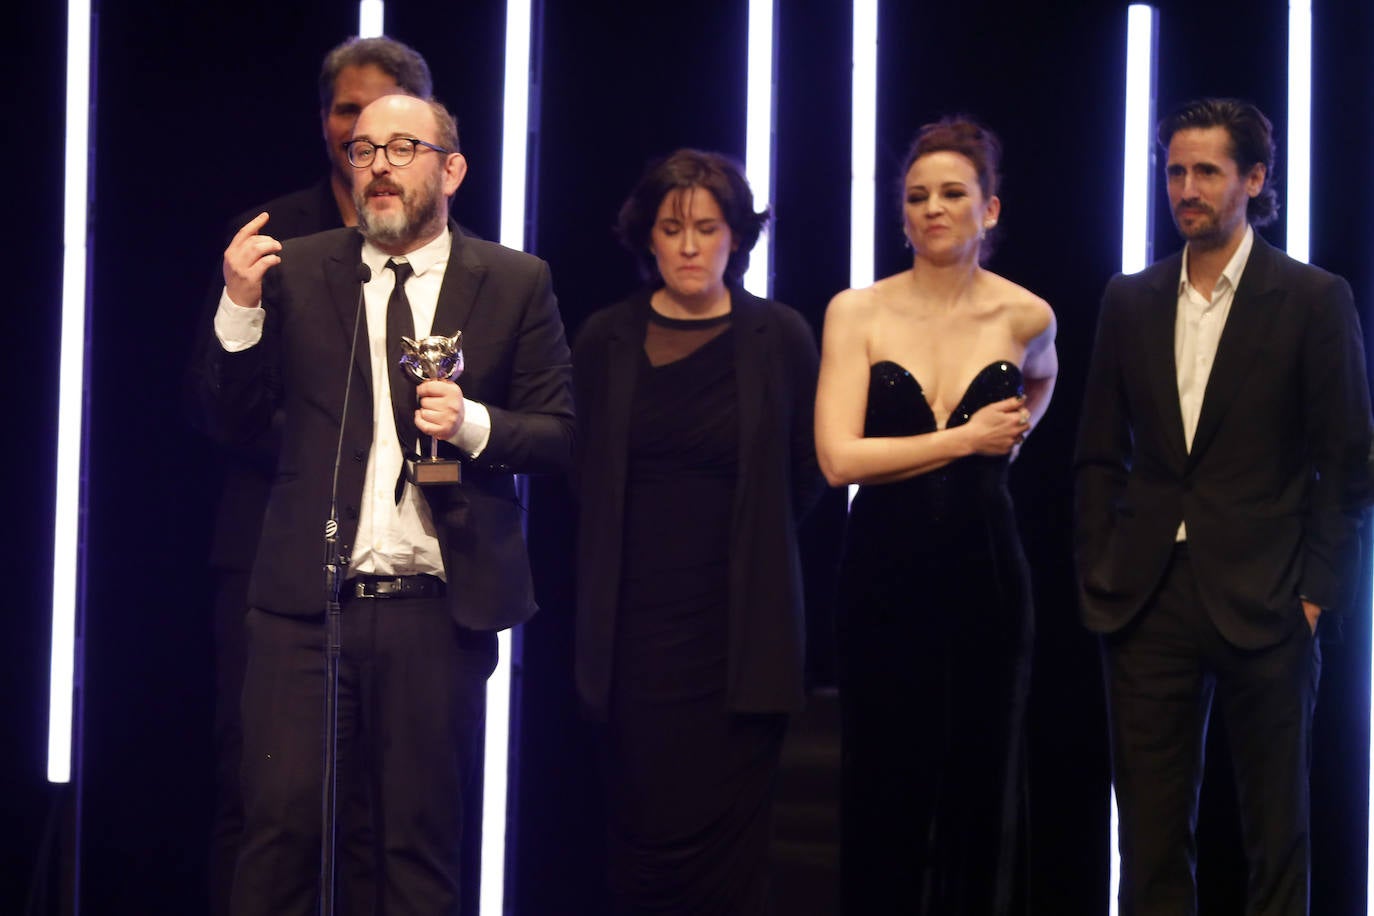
[6,0,1374,913]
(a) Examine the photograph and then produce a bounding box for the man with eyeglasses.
[201,93,574,915]
[190,35,432,916]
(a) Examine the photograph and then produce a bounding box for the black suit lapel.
[323,232,372,392]
[1187,236,1283,464]
[414,227,485,532]
[1140,258,1189,467]
[429,224,487,339]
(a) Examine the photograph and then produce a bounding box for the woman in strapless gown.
[814,117,1058,915]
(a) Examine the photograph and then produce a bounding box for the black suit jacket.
[198,179,343,571]
[1074,233,1371,647]
[200,221,575,630]
[571,287,825,718]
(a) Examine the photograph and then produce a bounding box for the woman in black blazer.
[572,149,824,914]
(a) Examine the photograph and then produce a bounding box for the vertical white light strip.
[1286,0,1311,264]
[851,0,878,290]
[742,0,776,297]
[1114,4,1158,908]
[485,3,533,912]
[358,0,384,38]
[498,1,532,254]
[1121,4,1158,275]
[500,2,530,258]
[480,641,514,916]
[847,0,879,508]
[49,0,92,786]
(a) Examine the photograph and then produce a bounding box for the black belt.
[348,574,445,600]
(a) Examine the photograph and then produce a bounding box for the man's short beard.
[356,170,447,248]
[1176,209,1220,243]
[1175,207,1242,253]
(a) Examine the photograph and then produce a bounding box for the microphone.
[325,262,373,557]
[320,261,371,914]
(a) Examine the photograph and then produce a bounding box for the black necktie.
[385,259,417,502]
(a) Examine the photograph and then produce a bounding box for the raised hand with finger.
[222,211,282,309]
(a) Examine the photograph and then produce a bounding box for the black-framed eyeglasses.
[343,137,451,169]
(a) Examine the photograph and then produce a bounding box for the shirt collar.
[361,226,452,281]
[1178,224,1254,297]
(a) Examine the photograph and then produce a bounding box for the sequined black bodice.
[853,360,1024,533]
[864,360,1024,438]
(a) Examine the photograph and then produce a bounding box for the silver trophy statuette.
[399,331,464,486]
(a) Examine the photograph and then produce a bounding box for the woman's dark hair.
[898,116,1003,260]
[1156,97,1278,227]
[615,149,770,285]
[900,116,1002,201]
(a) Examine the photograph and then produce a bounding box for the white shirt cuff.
[213,288,265,352]
[451,400,491,458]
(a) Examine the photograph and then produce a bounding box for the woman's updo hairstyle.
[900,115,1002,201]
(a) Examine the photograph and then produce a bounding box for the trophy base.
[406,458,462,486]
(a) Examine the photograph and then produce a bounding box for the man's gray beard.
[360,206,410,245]
[356,175,446,248]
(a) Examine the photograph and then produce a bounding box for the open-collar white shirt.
[1174,224,1254,540]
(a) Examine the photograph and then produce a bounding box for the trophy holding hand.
[399,331,464,486]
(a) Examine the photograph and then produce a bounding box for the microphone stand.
[320,517,346,916]
[320,261,371,916]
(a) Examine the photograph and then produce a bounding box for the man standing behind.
[203,94,574,914]
[1075,97,1371,915]
[200,36,432,913]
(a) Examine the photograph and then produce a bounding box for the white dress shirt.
[213,227,491,579]
[1174,224,1254,540]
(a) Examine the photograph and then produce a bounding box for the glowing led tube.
[483,1,536,911]
[742,0,776,297]
[49,0,94,787]
[358,1,384,38]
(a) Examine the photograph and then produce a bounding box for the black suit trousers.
[212,570,382,915]
[210,569,250,916]
[230,599,497,916]
[1102,545,1319,916]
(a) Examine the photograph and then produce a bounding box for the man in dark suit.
[199,37,432,913]
[1075,97,1371,915]
[201,93,573,915]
